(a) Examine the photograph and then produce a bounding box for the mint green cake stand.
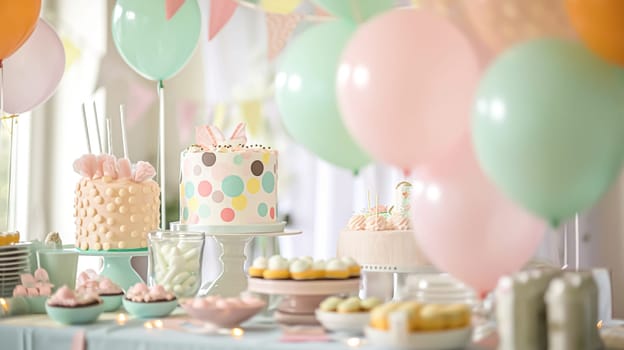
[76,248,148,291]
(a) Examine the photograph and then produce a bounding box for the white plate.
[315,309,369,334]
[365,326,472,349]
[0,249,29,257]
[0,261,30,268]
[0,255,30,262]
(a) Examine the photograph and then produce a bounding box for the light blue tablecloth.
[0,311,493,350]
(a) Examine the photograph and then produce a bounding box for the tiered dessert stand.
[247,277,361,325]
[170,221,300,297]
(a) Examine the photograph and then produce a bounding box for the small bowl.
[23,296,48,314]
[45,302,104,325]
[101,294,123,312]
[122,298,178,318]
[365,326,472,349]
[181,299,265,328]
[315,309,369,334]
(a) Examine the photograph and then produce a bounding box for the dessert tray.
[170,222,300,297]
[247,277,360,325]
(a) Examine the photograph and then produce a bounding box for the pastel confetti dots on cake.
[221,208,235,222]
[222,175,245,197]
[198,181,212,197]
[262,172,275,193]
[179,123,278,226]
[247,178,260,194]
[185,182,194,198]
[251,160,264,176]
[258,203,268,217]
[202,152,216,166]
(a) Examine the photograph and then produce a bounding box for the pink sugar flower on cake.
[116,157,132,179]
[101,154,118,179]
[133,161,156,182]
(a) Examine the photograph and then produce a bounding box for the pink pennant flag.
[177,99,198,144]
[266,13,302,60]
[126,80,157,128]
[209,0,238,40]
[166,0,186,20]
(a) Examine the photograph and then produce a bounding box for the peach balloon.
[336,9,479,171]
[566,0,624,66]
[411,138,545,295]
[461,0,574,54]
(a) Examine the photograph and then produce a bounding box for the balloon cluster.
[274,0,624,294]
[0,1,66,114]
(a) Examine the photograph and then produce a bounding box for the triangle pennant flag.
[239,99,263,136]
[266,13,302,60]
[166,0,186,20]
[209,0,238,40]
[126,80,157,128]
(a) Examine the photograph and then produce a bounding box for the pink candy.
[126,282,174,302]
[34,268,49,282]
[14,268,53,297]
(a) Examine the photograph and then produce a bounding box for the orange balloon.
[0,0,41,60]
[566,0,624,66]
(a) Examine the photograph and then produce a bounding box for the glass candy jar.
[148,231,205,298]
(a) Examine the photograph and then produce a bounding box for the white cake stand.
[170,222,301,297]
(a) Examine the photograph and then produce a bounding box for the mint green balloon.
[112,0,200,81]
[275,20,370,173]
[472,39,624,226]
[312,0,393,23]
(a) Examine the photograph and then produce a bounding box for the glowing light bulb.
[231,327,244,338]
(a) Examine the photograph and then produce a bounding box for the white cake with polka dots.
[73,154,160,251]
[179,123,278,226]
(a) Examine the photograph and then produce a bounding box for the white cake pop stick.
[119,104,129,160]
[92,101,103,154]
[106,117,113,155]
[81,103,91,154]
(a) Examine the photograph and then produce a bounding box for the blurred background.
[0,0,623,315]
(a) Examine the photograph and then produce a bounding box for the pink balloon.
[2,19,65,114]
[336,9,479,171]
[411,138,545,295]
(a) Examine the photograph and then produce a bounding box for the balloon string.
[158,80,166,230]
[575,213,580,271]
[562,223,568,270]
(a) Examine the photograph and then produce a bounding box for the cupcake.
[125,282,175,303]
[249,256,267,278]
[325,258,349,279]
[76,269,123,297]
[341,256,361,277]
[47,286,102,308]
[290,259,315,280]
[262,255,290,280]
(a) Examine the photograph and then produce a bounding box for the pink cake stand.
[247,277,361,325]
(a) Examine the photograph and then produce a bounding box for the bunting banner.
[266,13,302,60]
[126,80,157,128]
[209,0,238,40]
[166,0,186,20]
[177,99,198,143]
[239,99,263,136]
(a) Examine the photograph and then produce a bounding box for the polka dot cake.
[73,154,160,250]
[180,123,278,226]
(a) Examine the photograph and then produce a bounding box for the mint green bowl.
[45,302,104,325]
[25,296,47,314]
[122,298,177,318]
[101,294,123,312]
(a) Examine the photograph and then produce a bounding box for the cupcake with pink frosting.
[122,282,178,318]
[76,269,124,312]
[47,286,102,308]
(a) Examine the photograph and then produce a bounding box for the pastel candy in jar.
[148,232,204,298]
